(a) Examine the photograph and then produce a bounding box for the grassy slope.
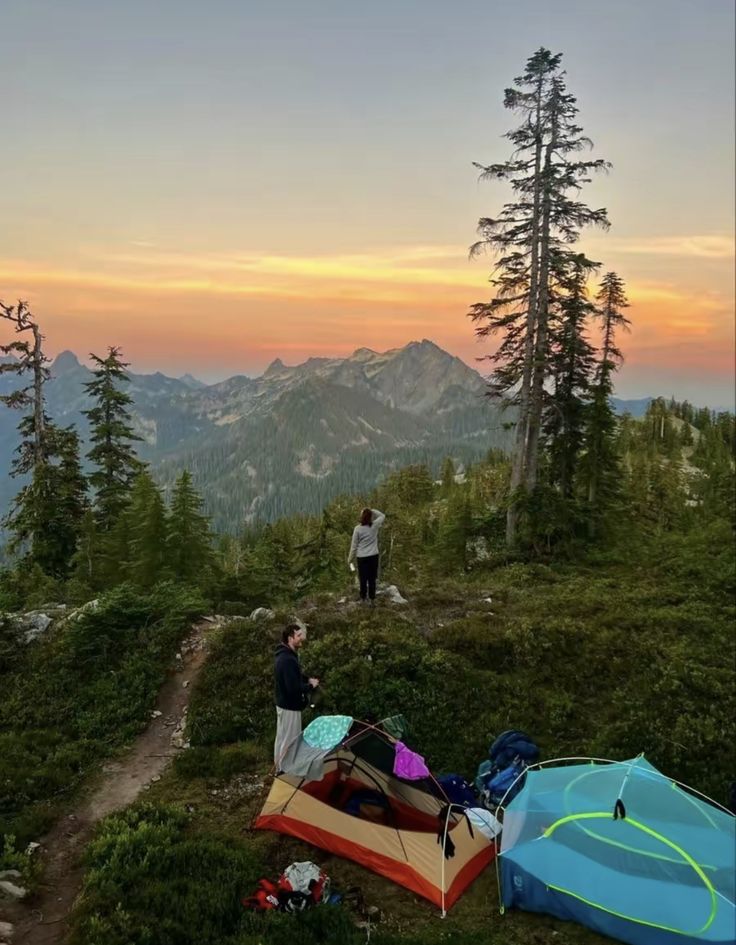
[0,583,206,849]
[69,526,735,944]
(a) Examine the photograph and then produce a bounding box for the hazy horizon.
[1,0,734,405]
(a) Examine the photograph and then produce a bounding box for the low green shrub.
[0,583,207,846]
[69,802,365,945]
[173,742,267,781]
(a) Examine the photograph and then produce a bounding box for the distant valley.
[0,338,709,531]
[1,340,510,529]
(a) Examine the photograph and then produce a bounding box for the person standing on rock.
[274,623,319,768]
[347,507,386,605]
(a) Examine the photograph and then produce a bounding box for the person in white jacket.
[347,507,386,604]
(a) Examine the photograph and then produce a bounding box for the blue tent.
[498,756,736,945]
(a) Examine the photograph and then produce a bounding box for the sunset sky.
[1,0,734,406]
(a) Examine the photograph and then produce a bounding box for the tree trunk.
[506,71,545,546]
[526,183,552,490]
[526,90,560,491]
[31,321,45,465]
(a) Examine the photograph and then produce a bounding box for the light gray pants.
[274,707,302,768]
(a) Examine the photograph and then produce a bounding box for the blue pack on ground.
[489,730,540,769]
[486,761,525,805]
[475,759,493,795]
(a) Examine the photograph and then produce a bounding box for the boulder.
[1,611,56,645]
[377,585,408,605]
[24,612,53,643]
[249,607,275,622]
[0,879,26,900]
[0,920,14,940]
[65,599,100,623]
[171,710,190,749]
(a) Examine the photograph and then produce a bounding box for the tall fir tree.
[469,49,609,544]
[44,426,89,576]
[126,470,169,587]
[580,272,631,533]
[83,347,142,531]
[167,470,214,586]
[68,508,101,596]
[545,252,599,499]
[441,456,456,493]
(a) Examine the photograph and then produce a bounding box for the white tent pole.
[439,803,459,918]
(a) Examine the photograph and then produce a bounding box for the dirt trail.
[0,618,220,945]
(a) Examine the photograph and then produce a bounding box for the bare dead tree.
[1,299,51,467]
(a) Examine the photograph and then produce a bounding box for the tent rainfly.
[497,755,736,945]
[255,716,495,912]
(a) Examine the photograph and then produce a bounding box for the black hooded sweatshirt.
[274,642,313,711]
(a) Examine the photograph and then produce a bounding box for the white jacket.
[348,509,386,561]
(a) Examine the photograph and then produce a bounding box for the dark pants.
[357,554,379,600]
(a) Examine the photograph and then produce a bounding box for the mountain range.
[0,340,513,530]
[0,338,702,531]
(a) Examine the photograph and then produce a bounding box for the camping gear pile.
[475,729,540,808]
[243,860,334,913]
[256,717,736,942]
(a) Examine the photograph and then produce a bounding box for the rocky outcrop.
[249,607,275,622]
[1,607,68,645]
[0,870,27,900]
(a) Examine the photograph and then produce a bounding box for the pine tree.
[469,50,559,543]
[580,272,631,534]
[0,303,87,575]
[49,426,89,575]
[68,508,101,596]
[126,470,169,587]
[545,252,598,498]
[469,49,609,544]
[2,425,88,577]
[83,347,142,530]
[441,456,456,493]
[167,470,214,586]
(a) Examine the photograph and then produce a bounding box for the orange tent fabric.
[255,721,495,911]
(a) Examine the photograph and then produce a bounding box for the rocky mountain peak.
[351,347,378,362]
[179,373,205,390]
[52,350,83,374]
[263,358,287,377]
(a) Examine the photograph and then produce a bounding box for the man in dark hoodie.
[274,623,319,768]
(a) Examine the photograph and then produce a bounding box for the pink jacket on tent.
[393,741,430,780]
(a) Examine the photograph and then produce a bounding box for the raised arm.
[371,509,386,529]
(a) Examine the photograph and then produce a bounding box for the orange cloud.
[1,240,732,398]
